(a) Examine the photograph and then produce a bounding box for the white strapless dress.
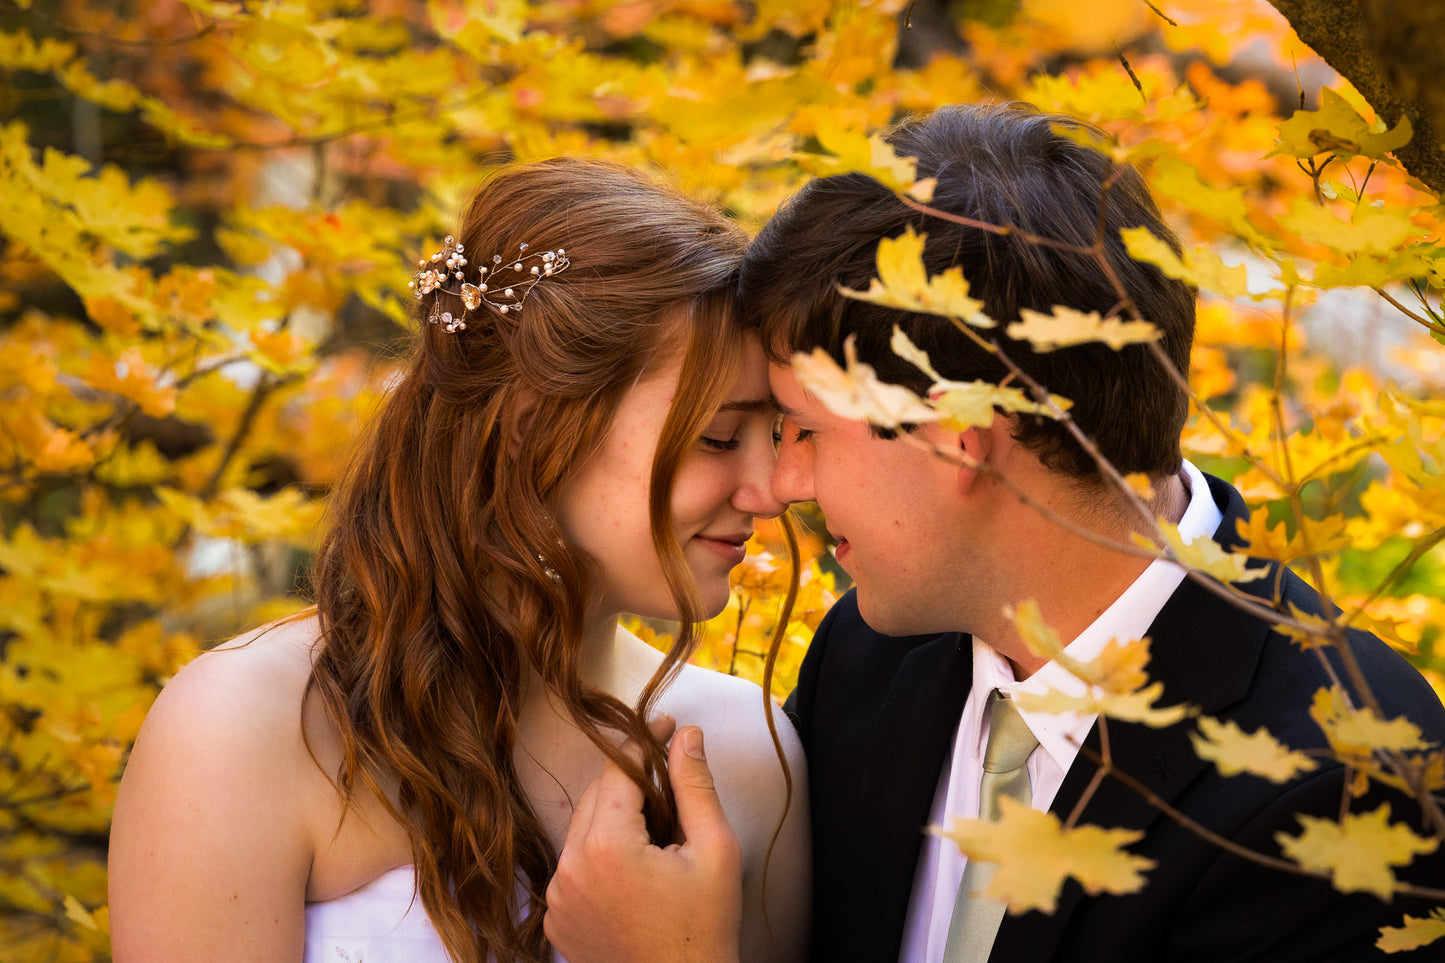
[303,865,562,963]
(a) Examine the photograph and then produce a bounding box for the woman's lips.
[695,534,750,566]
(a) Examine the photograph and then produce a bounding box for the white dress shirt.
[898,461,1223,963]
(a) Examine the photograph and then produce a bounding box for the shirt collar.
[971,460,1224,770]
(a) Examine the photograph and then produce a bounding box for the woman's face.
[556,336,783,621]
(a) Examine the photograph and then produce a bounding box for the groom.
[545,103,1445,961]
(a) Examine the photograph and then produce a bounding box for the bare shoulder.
[108,616,320,961]
[131,619,317,774]
[125,616,321,781]
[165,615,315,706]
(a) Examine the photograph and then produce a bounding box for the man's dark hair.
[741,101,1197,479]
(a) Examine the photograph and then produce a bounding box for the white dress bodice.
[304,865,453,963]
[302,865,563,963]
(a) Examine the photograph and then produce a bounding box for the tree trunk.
[1267,0,1445,195]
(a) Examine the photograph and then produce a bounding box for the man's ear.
[955,413,1015,495]
[955,425,988,496]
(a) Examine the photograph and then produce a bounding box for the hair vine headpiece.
[408,235,571,333]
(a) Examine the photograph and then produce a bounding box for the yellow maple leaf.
[1,407,95,473]
[93,440,171,489]
[1276,805,1438,900]
[1377,909,1445,954]
[1013,681,1190,728]
[1120,227,1257,300]
[1233,510,1292,560]
[1282,199,1426,257]
[1007,600,1167,706]
[214,487,325,544]
[1006,305,1159,352]
[1087,636,1153,696]
[1235,508,1352,565]
[790,341,939,429]
[1191,716,1318,783]
[1309,687,1430,757]
[887,326,1066,431]
[932,381,1063,432]
[800,120,936,202]
[838,226,990,324]
[1007,597,1065,663]
[1313,248,1440,290]
[730,545,782,596]
[1273,88,1413,161]
[1148,155,1268,248]
[1276,602,1343,651]
[890,324,944,381]
[0,521,49,579]
[0,28,77,73]
[153,487,209,532]
[1135,522,1268,584]
[934,797,1154,914]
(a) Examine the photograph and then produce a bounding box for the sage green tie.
[943,689,1039,963]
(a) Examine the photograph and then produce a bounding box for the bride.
[108,158,810,963]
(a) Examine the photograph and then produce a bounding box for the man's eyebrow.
[718,397,779,414]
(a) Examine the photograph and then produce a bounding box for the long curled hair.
[307,159,750,961]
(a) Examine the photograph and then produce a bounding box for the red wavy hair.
[307,159,754,961]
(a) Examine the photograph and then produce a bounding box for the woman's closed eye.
[700,434,742,451]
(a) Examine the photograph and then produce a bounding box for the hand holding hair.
[545,723,744,963]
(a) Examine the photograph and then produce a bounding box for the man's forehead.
[766,362,810,413]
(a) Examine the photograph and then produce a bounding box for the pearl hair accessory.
[408,235,571,333]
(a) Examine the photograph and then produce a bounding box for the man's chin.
[855,593,940,639]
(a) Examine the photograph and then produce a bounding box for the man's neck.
[987,470,1191,679]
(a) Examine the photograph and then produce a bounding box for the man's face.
[769,362,969,637]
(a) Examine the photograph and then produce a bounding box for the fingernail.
[683,726,706,761]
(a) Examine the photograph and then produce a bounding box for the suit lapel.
[995,475,1275,959]
[853,631,973,958]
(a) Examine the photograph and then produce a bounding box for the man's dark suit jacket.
[786,474,1445,961]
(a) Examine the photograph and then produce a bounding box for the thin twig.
[1142,1,1179,26]
[1077,742,1445,902]
[1375,287,1445,337]
[1115,45,1145,101]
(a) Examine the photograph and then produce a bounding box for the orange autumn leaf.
[83,346,176,417]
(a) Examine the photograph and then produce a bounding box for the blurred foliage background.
[1,0,1443,958]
